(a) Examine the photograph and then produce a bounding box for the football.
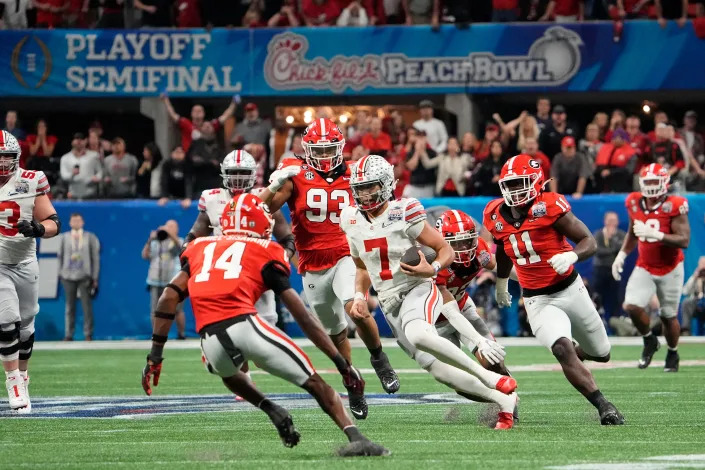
[400,245,437,266]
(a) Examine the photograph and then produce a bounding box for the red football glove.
[142,356,163,396]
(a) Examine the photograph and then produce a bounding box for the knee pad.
[19,318,35,361]
[0,322,20,362]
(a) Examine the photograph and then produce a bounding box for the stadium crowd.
[1,0,704,30]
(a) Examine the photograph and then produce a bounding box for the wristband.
[431,261,442,275]
[353,292,366,301]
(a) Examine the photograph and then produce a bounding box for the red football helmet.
[435,209,479,266]
[301,118,345,172]
[498,154,544,207]
[219,193,274,239]
[639,163,669,198]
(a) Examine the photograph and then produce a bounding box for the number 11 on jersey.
[509,232,541,266]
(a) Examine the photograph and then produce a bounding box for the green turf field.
[2,343,705,469]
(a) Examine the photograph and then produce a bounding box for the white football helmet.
[221,149,257,193]
[350,154,396,211]
[0,130,21,176]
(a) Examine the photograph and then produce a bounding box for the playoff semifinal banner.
[1,21,704,97]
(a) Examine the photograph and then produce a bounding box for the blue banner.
[34,195,705,340]
[1,21,704,97]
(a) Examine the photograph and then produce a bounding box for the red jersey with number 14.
[625,192,687,276]
[181,235,290,332]
[483,192,574,291]
[279,158,353,273]
[435,237,493,310]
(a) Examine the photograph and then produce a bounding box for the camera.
[156,229,169,241]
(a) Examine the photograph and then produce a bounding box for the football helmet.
[350,154,396,212]
[302,118,345,172]
[0,130,21,177]
[639,163,669,198]
[221,149,257,193]
[435,210,478,266]
[219,193,274,239]
[499,154,544,207]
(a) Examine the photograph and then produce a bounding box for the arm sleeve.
[36,171,50,195]
[197,190,207,211]
[261,261,292,295]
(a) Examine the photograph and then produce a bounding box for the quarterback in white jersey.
[183,149,296,326]
[340,155,518,430]
[0,131,60,413]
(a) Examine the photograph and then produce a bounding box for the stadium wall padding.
[35,194,705,340]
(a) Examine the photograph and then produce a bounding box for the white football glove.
[548,251,578,275]
[267,166,301,193]
[476,338,506,366]
[632,220,664,241]
[495,277,511,308]
[612,251,627,281]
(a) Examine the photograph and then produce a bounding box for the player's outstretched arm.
[648,213,690,249]
[494,242,513,308]
[613,218,637,281]
[183,211,212,248]
[350,256,372,320]
[553,212,597,262]
[272,211,296,259]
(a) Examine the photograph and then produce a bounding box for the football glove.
[17,219,45,238]
[476,338,506,366]
[495,277,512,308]
[267,166,301,193]
[548,251,578,275]
[611,251,627,281]
[142,355,163,396]
[633,220,664,241]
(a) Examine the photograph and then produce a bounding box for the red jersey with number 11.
[278,157,353,273]
[181,235,289,332]
[483,192,574,291]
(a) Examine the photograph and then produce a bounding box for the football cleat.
[337,439,391,457]
[6,375,29,411]
[269,405,301,448]
[370,353,400,394]
[494,412,514,430]
[664,349,679,372]
[599,402,625,425]
[638,335,660,369]
[495,376,517,395]
[16,375,31,414]
[343,366,368,420]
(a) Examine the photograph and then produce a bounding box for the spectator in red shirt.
[625,115,650,157]
[474,123,500,163]
[521,137,552,178]
[603,109,626,143]
[162,95,236,153]
[176,0,202,27]
[540,0,584,21]
[361,117,392,158]
[26,119,58,170]
[268,0,301,26]
[614,0,649,18]
[649,123,686,179]
[492,0,519,21]
[646,111,681,143]
[35,0,69,27]
[594,128,637,193]
[303,0,340,25]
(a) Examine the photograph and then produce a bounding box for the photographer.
[681,256,705,335]
[142,220,185,339]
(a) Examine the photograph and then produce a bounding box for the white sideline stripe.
[34,336,705,351]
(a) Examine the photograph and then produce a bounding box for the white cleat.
[16,375,31,414]
[6,375,29,412]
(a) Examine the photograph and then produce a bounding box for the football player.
[142,194,388,457]
[434,210,513,377]
[183,149,295,327]
[340,155,517,430]
[0,131,60,412]
[259,119,399,419]
[612,164,690,372]
[484,154,623,425]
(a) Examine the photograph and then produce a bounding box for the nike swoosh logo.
[382,221,395,227]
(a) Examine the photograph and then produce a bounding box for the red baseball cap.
[561,136,576,147]
[245,103,258,111]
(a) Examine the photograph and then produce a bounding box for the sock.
[343,425,365,442]
[5,369,20,380]
[642,332,653,338]
[668,346,678,352]
[586,390,608,410]
[258,398,277,416]
[368,346,383,360]
[427,361,514,412]
[19,370,27,380]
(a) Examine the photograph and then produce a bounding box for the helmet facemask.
[500,174,539,207]
[447,232,478,266]
[303,141,344,172]
[0,151,19,177]
[639,175,668,198]
[351,180,386,212]
[222,168,256,193]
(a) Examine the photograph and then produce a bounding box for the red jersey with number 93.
[483,192,574,290]
[625,192,687,276]
[182,235,289,332]
[279,157,353,273]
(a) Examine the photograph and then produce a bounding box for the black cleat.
[664,349,680,372]
[599,402,625,426]
[513,402,520,422]
[337,439,391,457]
[638,335,660,369]
[269,406,301,448]
[370,352,400,394]
[342,367,368,420]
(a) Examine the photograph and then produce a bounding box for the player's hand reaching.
[611,251,627,281]
[16,219,45,238]
[349,299,370,320]
[142,356,163,396]
[268,166,301,193]
[400,251,436,278]
[476,338,506,366]
[548,251,578,275]
[495,278,511,307]
[632,220,664,242]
